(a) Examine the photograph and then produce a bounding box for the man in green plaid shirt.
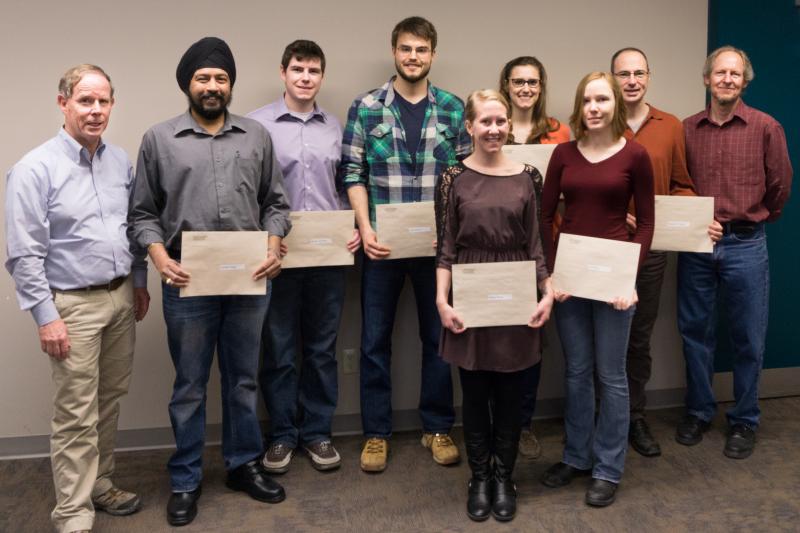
[340,16,470,473]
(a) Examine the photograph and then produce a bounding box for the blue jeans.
[260,267,345,447]
[555,297,634,483]
[360,256,455,437]
[677,224,769,428]
[162,283,268,492]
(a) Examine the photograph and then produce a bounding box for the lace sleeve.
[524,164,544,222]
[435,163,465,268]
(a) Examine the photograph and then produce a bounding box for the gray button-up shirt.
[130,111,291,254]
[5,128,147,326]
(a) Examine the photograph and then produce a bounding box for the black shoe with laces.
[724,424,756,459]
[629,418,661,457]
[675,415,710,446]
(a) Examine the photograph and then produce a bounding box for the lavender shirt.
[247,97,343,211]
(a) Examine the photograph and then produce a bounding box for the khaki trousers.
[49,277,135,533]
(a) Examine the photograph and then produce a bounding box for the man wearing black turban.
[130,36,291,527]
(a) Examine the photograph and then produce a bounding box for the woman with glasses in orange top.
[499,56,570,145]
[498,56,570,462]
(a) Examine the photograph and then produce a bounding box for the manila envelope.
[376,201,436,259]
[651,195,714,253]
[452,261,538,328]
[180,231,268,297]
[552,233,640,302]
[282,210,355,269]
[502,144,558,178]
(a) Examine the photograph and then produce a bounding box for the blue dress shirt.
[5,128,147,326]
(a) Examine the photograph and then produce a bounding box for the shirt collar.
[381,76,435,108]
[57,127,105,164]
[173,110,247,136]
[697,99,750,126]
[273,95,326,122]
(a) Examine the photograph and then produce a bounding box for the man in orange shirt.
[610,47,722,457]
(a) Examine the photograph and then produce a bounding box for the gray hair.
[58,64,114,99]
[703,46,754,83]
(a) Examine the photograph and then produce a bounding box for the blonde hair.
[465,89,511,122]
[569,72,626,141]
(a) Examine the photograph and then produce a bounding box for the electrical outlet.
[341,348,358,374]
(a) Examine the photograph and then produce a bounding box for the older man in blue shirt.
[5,64,149,533]
[248,40,360,475]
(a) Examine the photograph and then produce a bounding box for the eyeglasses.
[509,78,540,88]
[614,70,649,80]
[396,45,432,56]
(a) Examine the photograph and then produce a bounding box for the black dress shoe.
[491,478,516,522]
[540,462,591,488]
[167,487,201,527]
[585,478,617,507]
[629,418,662,457]
[675,415,711,446]
[226,460,286,503]
[466,478,491,522]
[724,424,756,459]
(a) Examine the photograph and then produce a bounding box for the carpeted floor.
[2,397,799,532]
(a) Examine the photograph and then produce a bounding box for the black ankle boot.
[464,431,492,521]
[491,429,519,522]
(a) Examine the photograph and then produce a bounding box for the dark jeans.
[677,224,769,428]
[627,251,667,420]
[460,367,527,449]
[260,266,346,447]
[162,283,268,492]
[519,362,542,428]
[360,256,455,437]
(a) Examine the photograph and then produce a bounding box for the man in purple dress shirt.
[5,64,150,533]
[676,46,792,459]
[248,40,360,474]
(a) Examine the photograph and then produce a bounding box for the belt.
[55,276,127,293]
[721,220,760,235]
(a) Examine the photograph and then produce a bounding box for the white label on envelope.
[666,220,691,228]
[309,238,333,245]
[219,263,246,271]
[587,264,612,273]
[408,226,432,234]
[488,294,513,301]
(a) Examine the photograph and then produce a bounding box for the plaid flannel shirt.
[339,77,470,226]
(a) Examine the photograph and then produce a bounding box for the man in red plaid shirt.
[676,46,792,460]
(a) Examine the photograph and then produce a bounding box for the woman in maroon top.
[539,72,654,507]
[435,90,554,522]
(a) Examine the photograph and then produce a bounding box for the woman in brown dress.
[434,89,554,522]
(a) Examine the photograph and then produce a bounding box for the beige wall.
[0,0,708,441]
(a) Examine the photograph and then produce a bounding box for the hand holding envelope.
[650,195,715,253]
[375,201,436,259]
[551,233,640,305]
[452,261,539,328]
[281,210,356,269]
[179,231,270,297]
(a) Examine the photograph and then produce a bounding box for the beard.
[394,59,431,84]
[188,90,232,120]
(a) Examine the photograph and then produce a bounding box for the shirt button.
[305,164,310,169]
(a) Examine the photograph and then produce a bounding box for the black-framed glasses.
[509,78,540,88]
[614,70,649,80]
